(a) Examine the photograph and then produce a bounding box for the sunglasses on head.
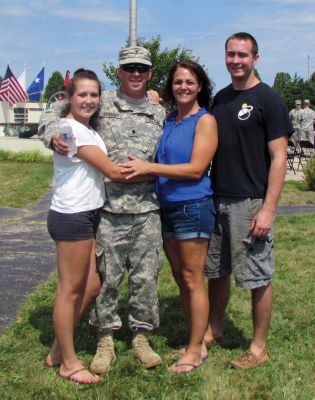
[121,64,150,73]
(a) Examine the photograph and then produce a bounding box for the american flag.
[0,65,28,106]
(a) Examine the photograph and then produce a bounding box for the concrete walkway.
[0,136,52,157]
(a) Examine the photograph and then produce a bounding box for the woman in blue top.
[120,61,218,374]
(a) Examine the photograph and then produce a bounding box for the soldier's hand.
[147,90,162,105]
[118,156,151,179]
[52,134,69,155]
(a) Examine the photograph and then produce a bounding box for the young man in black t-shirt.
[204,32,293,369]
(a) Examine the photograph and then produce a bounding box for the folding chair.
[287,139,302,174]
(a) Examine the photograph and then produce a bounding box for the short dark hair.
[225,32,259,56]
[64,68,102,128]
[162,60,214,112]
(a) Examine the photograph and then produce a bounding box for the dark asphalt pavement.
[0,190,56,335]
[0,190,314,337]
[276,204,315,215]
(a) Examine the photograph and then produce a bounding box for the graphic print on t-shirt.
[238,103,253,121]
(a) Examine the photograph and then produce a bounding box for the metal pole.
[129,0,137,47]
[307,54,310,80]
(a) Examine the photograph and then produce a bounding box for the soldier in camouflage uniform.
[289,100,303,147]
[301,99,315,144]
[38,47,166,373]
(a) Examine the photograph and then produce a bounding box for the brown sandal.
[59,368,102,384]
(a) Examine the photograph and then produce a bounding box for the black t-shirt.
[211,82,293,198]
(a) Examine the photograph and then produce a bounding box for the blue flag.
[27,67,44,101]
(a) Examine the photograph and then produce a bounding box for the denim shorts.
[47,209,101,241]
[161,197,215,240]
[205,197,274,289]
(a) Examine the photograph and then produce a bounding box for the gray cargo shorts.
[205,197,274,289]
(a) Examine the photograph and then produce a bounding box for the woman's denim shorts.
[47,208,101,241]
[161,197,216,240]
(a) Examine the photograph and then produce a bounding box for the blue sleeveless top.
[156,107,213,206]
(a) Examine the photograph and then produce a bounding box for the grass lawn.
[0,158,314,399]
[279,180,315,205]
[0,213,314,399]
[0,156,314,209]
[0,160,52,208]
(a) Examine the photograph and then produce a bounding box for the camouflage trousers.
[89,209,163,332]
[291,129,302,149]
[301,129,314,144]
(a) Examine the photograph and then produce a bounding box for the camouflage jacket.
[38,90,165,214]
[301,108,315,132]
[289,108,303,130]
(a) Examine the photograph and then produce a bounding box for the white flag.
[18,69,27,91]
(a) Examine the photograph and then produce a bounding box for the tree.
[44,71,64,101]
[304,72,315,104]
[273,72,291,96]
[0,75,3,87]
[103,35,200,92]
[254,68,261,81]
[272,72,307,109]
[272,70,315,109]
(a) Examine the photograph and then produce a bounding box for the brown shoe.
[230,349,268,370]
[90,333,116,374]
[132,333,162,369]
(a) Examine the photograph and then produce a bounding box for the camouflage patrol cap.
[119,46,152,66]
[304,99,310,103]
[295,100,301,105]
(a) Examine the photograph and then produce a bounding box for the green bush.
[0,149,11,160]
[15,149,48,163]
[303,156,315,190]
[0,149,52,163]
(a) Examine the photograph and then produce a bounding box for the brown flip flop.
[59,368,102,384]
[171,362,202,374]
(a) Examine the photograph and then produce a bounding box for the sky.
[0,0,315,94]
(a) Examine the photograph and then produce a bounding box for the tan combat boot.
[132,332,162,369]
[90,333,116,374]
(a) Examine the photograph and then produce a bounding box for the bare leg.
[250,283,272,356]
[164,238,209,373]
[50,239,101,382]
[46,240,101,367]
[204,276,230,346]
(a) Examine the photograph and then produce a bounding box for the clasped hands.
[52,135,147,180]
[119,156,151,180]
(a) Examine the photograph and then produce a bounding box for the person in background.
[289,99,303,147]
[46,69,129,384]
[38,46,166,374]
[120,60,218,374]
[301,99,315,144]
[63,70,71,89]
[204,32,293,369]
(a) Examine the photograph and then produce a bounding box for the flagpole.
[24,63,29,124]
[129,0,137,46]
[7,61,12,109]
[40,61,46,106]
[23,63,27,89]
